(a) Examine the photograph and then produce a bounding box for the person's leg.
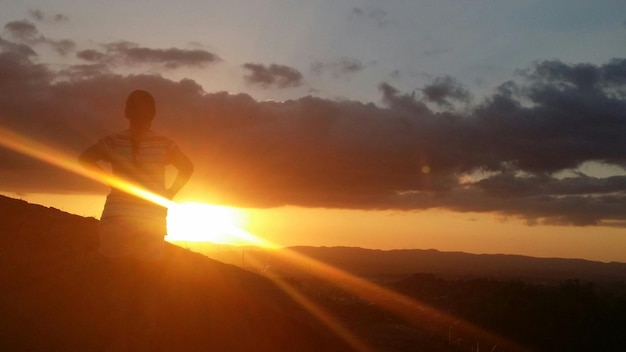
[126,218,167,347]
[98,217,135,258]
[133,217,167,262]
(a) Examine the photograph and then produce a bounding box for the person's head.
[125,90,155,130]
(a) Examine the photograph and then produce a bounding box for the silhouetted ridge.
[0,195,350,351]
[281,245,626,282]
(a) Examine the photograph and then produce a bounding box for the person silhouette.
[79,90,193,261]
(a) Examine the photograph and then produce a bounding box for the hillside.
[0,195,353,351]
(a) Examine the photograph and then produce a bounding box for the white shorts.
[98,216,167,261]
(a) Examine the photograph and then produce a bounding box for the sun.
[165,202,253,244]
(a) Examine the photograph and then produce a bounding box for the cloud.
[4,20,38,41]
[523,59,626,96]
[76,49,106,62]
[58,63,111,80]
[1,23,626,227]
[28,9,69,23]
[475,172,626,198]
[242,63,303,88]
[106,42,220,68]
[74,41,221,69]
[3,20,75,55]
[311,58,365,77]
[28,9,45,21]
[421,76,471,108]
[49,39,75,55]
[0,36,37,57]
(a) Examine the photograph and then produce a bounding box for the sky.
[1,1,626,262]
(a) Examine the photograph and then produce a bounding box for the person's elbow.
[78,147,103,169]
[171,149,194,178]
[181,161,194,178]
[78,151,93,168]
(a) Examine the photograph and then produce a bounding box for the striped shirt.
[98,129,177,220]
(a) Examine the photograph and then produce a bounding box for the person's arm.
[165,146,194,199]
[78,142,110,176]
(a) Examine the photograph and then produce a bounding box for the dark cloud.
[242,63,303,88]
[475,173,626,198]
[50,39,74,55]
[524,59,626,97]
[1,30,626,227]
[28,9,69,23]
[74,42,221,70]
[28,9,44,21]
[378,82,428,113]
[76,49,106,62]
[4,20,38,41]
[0,36,37,57]
[311,58,365,77]
[421,76,471,108]
[104,42,220,68]
[3,20,75,55]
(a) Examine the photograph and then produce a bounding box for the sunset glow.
[166,202,261,245]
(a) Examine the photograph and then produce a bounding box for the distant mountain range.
[189,241,626,283]
[283,246,626,282]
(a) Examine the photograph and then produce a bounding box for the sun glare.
[166,202,257,245]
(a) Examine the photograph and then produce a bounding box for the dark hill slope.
[0,196,351,351]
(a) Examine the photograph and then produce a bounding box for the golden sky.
[7,192,626,263]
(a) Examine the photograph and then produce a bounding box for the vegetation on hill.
[394,274,626,351]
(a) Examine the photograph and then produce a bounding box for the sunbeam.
[0,125,172,208]
[247,255,374,352]
[263,247,530,351]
